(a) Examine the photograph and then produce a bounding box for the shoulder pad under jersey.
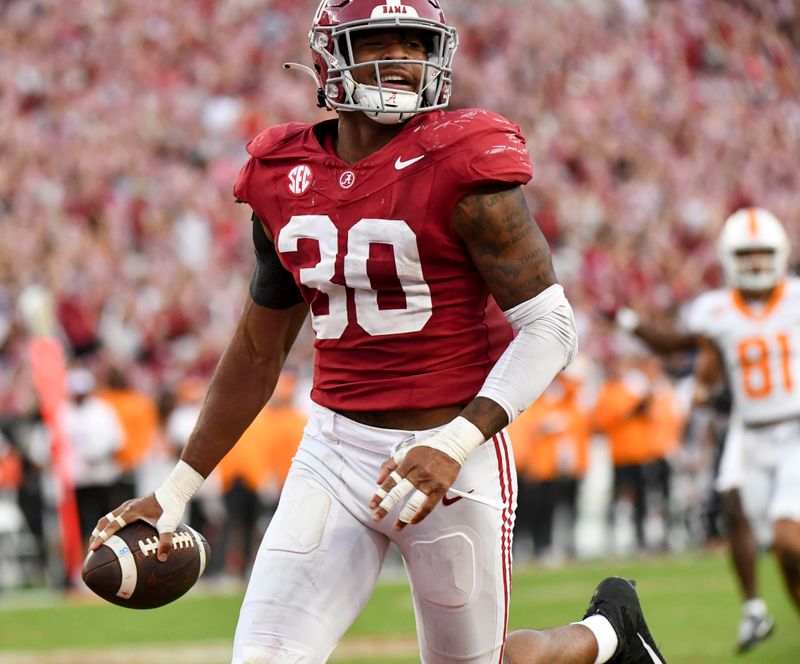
[412,108,525,152]
[245,122,314,160]
[686,288,730,335]
[410,108,532,191]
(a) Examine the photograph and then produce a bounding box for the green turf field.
[0,550,797,663]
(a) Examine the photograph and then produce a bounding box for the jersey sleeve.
[232,122,309,206]
[233,157,257,205]
[448,112,533,197]
[684,291,720,336]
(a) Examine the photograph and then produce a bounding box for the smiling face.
[349,28,430,92]
[309,1,458,123]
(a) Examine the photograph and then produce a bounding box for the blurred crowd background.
[1,0,799,588]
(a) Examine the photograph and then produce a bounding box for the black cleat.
[583,577,667,663]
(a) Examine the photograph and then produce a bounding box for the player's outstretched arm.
[692,336,725,406]
[371,185,577,529]
[89,297,308,558]
[611,306,700,355]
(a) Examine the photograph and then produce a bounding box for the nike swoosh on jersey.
[395,155,426,170]
[442,489,474,506]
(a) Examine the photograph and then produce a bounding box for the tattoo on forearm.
[454,187,557,308]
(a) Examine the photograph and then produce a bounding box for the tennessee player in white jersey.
[687,207,800,648]
[688,272,800,500]
[689,281,800,427]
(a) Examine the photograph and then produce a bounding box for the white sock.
[573,614,619,664]
[744,598,767,616]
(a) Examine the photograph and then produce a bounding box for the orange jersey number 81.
[738,333,793,399]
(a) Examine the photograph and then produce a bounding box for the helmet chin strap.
[352,83,421,125]
[283,61,431,124]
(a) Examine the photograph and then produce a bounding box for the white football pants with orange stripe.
[232,402,517,664]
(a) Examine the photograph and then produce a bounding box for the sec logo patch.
[287,165,313,196]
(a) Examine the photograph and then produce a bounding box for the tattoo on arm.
[452,186,557,310]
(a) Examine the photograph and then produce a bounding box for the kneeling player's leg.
[232,470,389,663]
[505,577,665,664]
[504,626,599,664]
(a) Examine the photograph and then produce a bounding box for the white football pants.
[231,402,517,664]
[722,417,800,545]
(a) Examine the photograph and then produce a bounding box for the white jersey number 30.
[278,215,432,339]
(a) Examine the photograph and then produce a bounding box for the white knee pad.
[407,532,476,607]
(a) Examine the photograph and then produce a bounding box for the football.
[82,521,210,609]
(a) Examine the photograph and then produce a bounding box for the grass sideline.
[0,550,798,663]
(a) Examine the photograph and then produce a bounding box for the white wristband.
[394,416,485,467]
[153,460,204,534]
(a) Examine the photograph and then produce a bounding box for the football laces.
[172,532,195,549]
[137,532,196,557]
[138,537,159,557]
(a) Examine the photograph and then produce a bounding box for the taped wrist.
[154,460,204,534]
[477,284,578,424]
[393,416,485,466]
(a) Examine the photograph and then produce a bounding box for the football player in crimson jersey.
[91,1,664,662]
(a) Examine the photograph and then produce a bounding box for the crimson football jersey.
[234,108,532,411]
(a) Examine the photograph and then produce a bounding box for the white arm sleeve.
[477,284,578,424]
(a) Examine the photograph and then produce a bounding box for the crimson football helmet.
[718,207,790,292]
[308,0,458,124]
